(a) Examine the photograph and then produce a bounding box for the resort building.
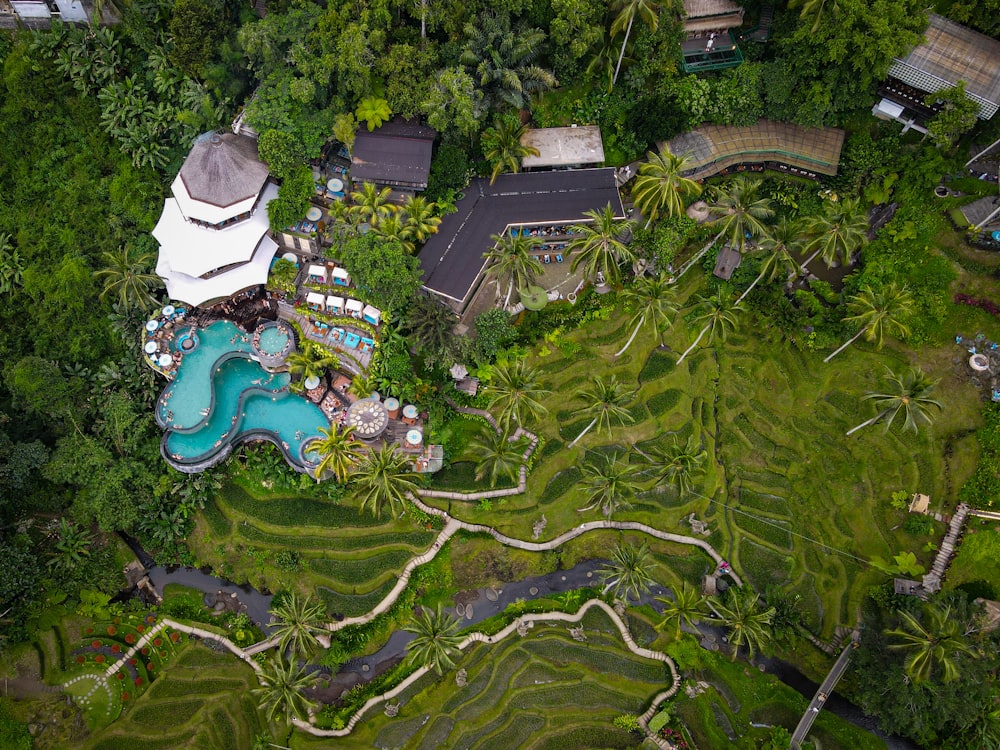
[680,0,745,73]
[153,132,279,308]
[664,120,845,181]
[2,0,93,27]
[350,119,436,194]
[520,126,606,171]
[418,169,624,314]
[874,14,1000,132]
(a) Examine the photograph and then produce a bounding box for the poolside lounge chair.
[556,254,563,263]
[544,254,551,264]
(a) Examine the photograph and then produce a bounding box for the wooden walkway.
[790,639,858,749]
[922,503,969,593]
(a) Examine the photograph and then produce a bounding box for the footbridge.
[790,639,859,749]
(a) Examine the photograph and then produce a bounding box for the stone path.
[103,621,168,678]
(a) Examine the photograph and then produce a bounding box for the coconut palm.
[789,0,841,33]
[578,454,642,518]
[707,177,774,254]
[252,655,316,724]
[485,359,550,429]
[484,232,544,310]
[468,426,526,488]
[801,197,868,273]
[599,541,658,603]
[568,204,636,287]
[268,592,328,658]
[824,283,913,363]
[676,292,742,365]
[312,425,365,482]
[370,212,415,253]
[355,96,392,131]
[615,274,678,356]
[286,345,339,389]
[351,443,421,519]
[885,603,973,683]
[656,582,707,639]
[405,604,464,676]
[846,366,943,436]
[638,435,707,497]
[95,245,162,311]
[568,375,637,448]
[711,585,775,661]
[401,195,442,244]
[350,182,395,227]
[405,293,457,364]
[482,115,539,184]
[631,147,702,228]
[348,371,378,401]
[611,0,661,86]
[736,217,803,304]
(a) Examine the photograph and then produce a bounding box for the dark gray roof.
[419,169,624,306]
[351,120,436,190]
[178,133,269,208]
[961,196,1000,230]
[713,246,742,280]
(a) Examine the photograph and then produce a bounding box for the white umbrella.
[162,305,176,316]
[304,375,321,390]
[449,363,468,381]
[306,206,323,222]
[144,341,158,354]
[158,353,173,367]
[146,320,159,331]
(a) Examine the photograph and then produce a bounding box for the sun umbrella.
[146,320,159,331]
[519,286,548,311]
[162,305,176,316]
[158,353,173,367]
[304,375,321,390]
[144,341,158,354]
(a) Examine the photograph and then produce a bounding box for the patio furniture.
[332,267,350,287]
[306,292,325,310]
[556,254,564,263]
[307,264,327,283]
[346,299,363,319]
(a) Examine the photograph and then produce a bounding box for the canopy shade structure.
[306,292,325,307]
[308,264,327,281]
[346,299,363,315]
[156,234,278,307]
[326,295,344,311]
[153,182,278,279]
[332,267,350,285]
[362,305,381,325]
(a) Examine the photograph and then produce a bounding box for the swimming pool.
[156,320,328,473]
[258,325,290,356]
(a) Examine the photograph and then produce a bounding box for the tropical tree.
[405,293,458,364]
[332,112,357,157]
[631,147,701,228]
[736,217,803,303]
[599,541,658,603]
[461,12,557,111]
[656,581,707,639]
[355,96,392,131]
[46,518,93,574]
[349,182,395,227]
[0,232,25,294]
[788,0,841,33]
[885,603,973,684]
[482,115,539,184]
[568,204,636,287]
[707,177,774,254]
[611,0,661,87]
[311,425,365,483]
[351,443,421,519]
[824,283,913,362]
[676,292,742,364]
[251,654,316,724]
[484,359,550,429]
[468,426,525,487]
[404,604,464,676]
[578,454,642,518]
[846,367,943,436]
[268,592,327,658]
[711,585,775,661]
[401,195,442,244]
[638,435,707,497]
[484,232,544,310]
[286,345,339,389]
[370,212,415,253]
[616,274,678,356]
[94,245,162,311]
[801,197,869,273]
[569,375,637,448]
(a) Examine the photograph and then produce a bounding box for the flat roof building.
[520,126,605,170]
[351,119,436,192]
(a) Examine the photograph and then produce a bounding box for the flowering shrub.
[955,293,1000,317]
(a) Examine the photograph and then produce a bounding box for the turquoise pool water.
[258,325,290,356]
[157,320,328,472]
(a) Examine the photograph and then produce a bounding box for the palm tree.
[370,212,415,253]
[611,0,661,87]
[801,198,868,273]
[569,375,637,448]
[461,12,557,111]
[599,541,658,603]
[405,604,464,676]
[788,0,841,33]
[484,232,543,310]
[251,654,316,724]
[846,366,943,436]
[401,195,442,244]
[482,115,539,184]
[484,359,550,430]
[711,585,775,661]
[95,245,161,311]
[468,426,526,487]
[312,425,365,482]
[286,346,339,389]
[656,581,707,639]
[615,274,678,356]
[885,603,973,683]
[355,96,392,131]
[578,454,642,518]
[631,147,701,228]
[638,435,707,497]
[351,443,421,519]
[405,293,458,364]
[350,182,395,227]
[268,592,328,658]
[736,217,803,304]
[676,292,742,365]
[824,283,913,362]
[568,204,636,287]
[707,177,774,254]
